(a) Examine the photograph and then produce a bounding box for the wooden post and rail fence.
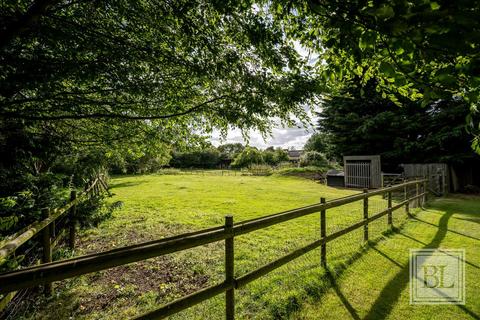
[0,179,428,319]
[0,174,109,310]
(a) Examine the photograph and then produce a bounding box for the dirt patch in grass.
[7,227,210,319]
[76,225,190,254]
[79,256,209,314]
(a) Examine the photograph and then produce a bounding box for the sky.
[210,121,315,150]
[209,42,319,150]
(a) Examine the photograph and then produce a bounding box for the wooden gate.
[401,163,448,195]
[345,162,371,188]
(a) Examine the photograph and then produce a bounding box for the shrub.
[275,166,329,180]
[275,166,328,176]
[156,168,182,175]
[231,147,264,168]
[170,148,220,168]
[299,151,329,168]
[273,148,290,164]
[0,172,65,237]
[276,161,294,169]
[248,164,273,176]
[76,195,122,228]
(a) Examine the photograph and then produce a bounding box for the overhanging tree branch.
[0,94,230,121]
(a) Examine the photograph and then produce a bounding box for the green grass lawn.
[15,174,480,320]
[292,194,480,320]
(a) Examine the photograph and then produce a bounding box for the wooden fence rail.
[0,174,110,312]
[0,175,108,265]
[0,179,427,319]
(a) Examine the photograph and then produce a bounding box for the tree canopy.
[218,143,245,160]
[318,78,479,170]
[274,0,480,150]
[2,0,479,153]
[2,0,480,234]
[0,0,318,233]
[303,132,333,159]
[1,0,317,138]
[231,147,264,168]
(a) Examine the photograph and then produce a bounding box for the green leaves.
[434,68,457,86]
[0,215,18,232]
[430,2,441,11]
[379,61,396,77]
[318,78,478,166]
[274,0,480,153]
[1,0,316,137]
[374,5,395,20]
[359,31,377,51]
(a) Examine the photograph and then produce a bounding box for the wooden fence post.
[406,193,411,218]
[50,216,56,240]
[416,183,420,208]
[69,190,77,250]
[442,173,447,195]
[387,191,392,228]
[320,197,326,268]
[423,180,428,204]
[41,208,52,296]
[225,215,235,320]
[363,189,368,242]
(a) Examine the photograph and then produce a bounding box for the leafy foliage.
[230,146,289,168]
[263,148,290,165]
[76,195,121,228]
[273,0,480,151]
[231,147,264,168]
[1,0,317,136]
[217,143,245,161]
[299,151,329,168]
[318,79,480,170]
[0,117,110,233]
[170,148,221,169]
[0,0,320,235]
[303,132,334,160]
[275,166,330,177]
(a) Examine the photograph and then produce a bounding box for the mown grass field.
[15,173,480,320]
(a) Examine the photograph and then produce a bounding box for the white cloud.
[210,125,314,149]
[293,41,319,66]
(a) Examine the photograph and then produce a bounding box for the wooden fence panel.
[0,179,428,319]
[402,163,448,194]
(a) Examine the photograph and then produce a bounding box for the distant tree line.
[168,144,290,169]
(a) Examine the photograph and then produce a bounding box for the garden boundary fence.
[0,179,427,319]
[0,174,109,311]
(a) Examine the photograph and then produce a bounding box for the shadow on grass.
[363,210,480,320]
[370,247,402,268]
[325,269,361,320]
[453,216,480,224]
[397,232,480,270]
[288,226,408,319]
[109,180,148,189]
[413,216,480,241]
